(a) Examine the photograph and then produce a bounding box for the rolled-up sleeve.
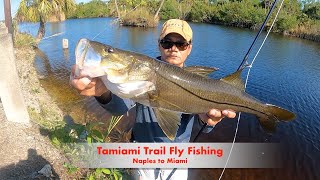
[98,93,135,116]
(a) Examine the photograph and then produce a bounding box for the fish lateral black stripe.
[156,70,269,117]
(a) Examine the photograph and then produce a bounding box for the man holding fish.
[71,18,236,138]
[70,19,236,179]
[70,19,294,179]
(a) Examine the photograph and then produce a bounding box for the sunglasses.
[159,40,190,51]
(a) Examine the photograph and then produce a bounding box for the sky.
[0,0,91,21]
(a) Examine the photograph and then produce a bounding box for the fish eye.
[106,47,114,53]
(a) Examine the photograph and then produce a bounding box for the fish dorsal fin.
[184,66,218,77]
[220,68,245,91]
[153,108,181,141]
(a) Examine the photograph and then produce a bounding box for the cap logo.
[166,23,183,28]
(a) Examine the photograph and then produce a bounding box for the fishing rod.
[193,0,280,144]
[218,0,285,179]
[166,0,280,179]
[237,0,279,71]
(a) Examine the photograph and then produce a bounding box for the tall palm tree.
[16,0,76,45]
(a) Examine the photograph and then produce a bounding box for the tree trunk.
[36,16,45,44]
[115,0,121,19]
[154,0,165,20]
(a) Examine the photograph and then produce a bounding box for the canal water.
[19,17,320,179]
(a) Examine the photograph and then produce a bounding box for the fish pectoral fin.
[148,93,186,111]
[184,66,218,77]
[220,67,245,91]
[153,108,181,141]
[258,116,277,133]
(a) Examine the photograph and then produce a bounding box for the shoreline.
[0,46,85,179]
[65,17,320,43]
[15,47,65,129]
[205,20,320,43]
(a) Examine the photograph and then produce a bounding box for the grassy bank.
[12,33,87,179]
[14,36,64,129]
[13,32,131,179]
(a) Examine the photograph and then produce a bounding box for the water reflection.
[63,48,69,63]
[34,48,53,78]
[48,21,66,35]
[125,26,158,50]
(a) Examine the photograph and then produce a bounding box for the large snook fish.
[75,38,295,140]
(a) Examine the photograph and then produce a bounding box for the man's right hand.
[70,65,109,97]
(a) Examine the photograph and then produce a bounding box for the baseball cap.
[159,19,193,42]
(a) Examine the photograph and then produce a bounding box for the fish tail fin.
[258,104,295,133]
[265,104,296,121]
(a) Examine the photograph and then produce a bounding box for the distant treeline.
[67,0,320,42]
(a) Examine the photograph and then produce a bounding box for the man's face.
[159,33,192,68]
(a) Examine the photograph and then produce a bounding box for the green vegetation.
[13,19,36,47]
[16,0,76,44]
[64,0,320,42]
[68,0,109,18]
[206,0,266,29]
[159,0,180,20]
[14,32,36,48]
[67,0,165,27]
[16,0,316,41]
[48,116,130,179]
[303,2,320,20]
[121,8,158,27]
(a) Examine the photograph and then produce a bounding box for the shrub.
[160,0,180,20]
[121,8,158,27]
[69,0,110,19]
[14,32,36,48]
[188,1,211,22]
[275,12,299,33]
[303,2,320,20]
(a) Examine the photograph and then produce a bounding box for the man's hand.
[69,65,108,96]
[198,109,236,126]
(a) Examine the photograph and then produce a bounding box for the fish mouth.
[75,39,103,75]
[75,38,105,77]
[75,38,90,67]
